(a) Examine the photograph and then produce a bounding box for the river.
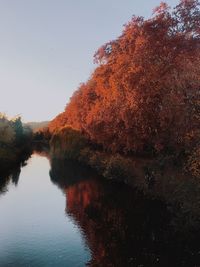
[0,153,199,267]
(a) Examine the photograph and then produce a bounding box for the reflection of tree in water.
[0,152,31,196]
[50,159,200,267]
[0,166,21,195]
[11,167,21,186]
[33,143,50,159]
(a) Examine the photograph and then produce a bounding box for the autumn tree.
[49,0,200,155]
[0,114,15,144]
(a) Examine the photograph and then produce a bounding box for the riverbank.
[0,145,32,171]
[48,127,200,232]
[2,153,200,267]
[0,114,33,173]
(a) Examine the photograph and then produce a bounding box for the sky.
[0,0,179,122]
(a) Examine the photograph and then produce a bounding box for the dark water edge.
[50,158,200,267]
[48,134,200,235]
[0,152,200,266]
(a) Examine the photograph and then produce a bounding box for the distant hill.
[24,121,49,132]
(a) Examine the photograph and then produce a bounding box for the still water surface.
[0,153,199,267]
[0,155,90,267]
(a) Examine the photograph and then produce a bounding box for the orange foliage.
[49,0,200,154]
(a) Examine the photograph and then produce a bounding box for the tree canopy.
[49,0,200,154]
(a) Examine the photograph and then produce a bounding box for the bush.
[0,115,15,144]
[103,154,133,182]
[50,127,88,160]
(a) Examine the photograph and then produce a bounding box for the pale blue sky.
[0,0,179,122]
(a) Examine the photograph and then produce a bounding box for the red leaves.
[50,0,200,155]
[153,2,170,15]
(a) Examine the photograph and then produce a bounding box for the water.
[0,155,90,267]
[0,153,200,267]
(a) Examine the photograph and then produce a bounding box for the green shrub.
[50,127,88,160]
[0,115,15,144]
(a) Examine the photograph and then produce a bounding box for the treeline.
[25,121,49,132]
[49,0,199,155]
[0,113,32,169]
[48,1,200,178]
